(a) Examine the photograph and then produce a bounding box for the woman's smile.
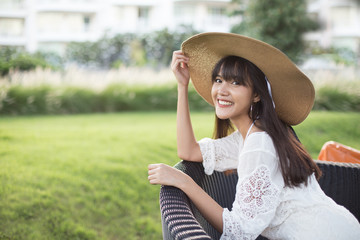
[217,99,234,107]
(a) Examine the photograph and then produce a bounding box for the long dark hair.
[211,56,321,187]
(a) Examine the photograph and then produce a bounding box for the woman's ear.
[253,93,260,103]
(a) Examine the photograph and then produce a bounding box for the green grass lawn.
[0,111,359,239]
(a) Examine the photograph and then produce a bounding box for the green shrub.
[188,87,214,111]
[10,55,48,72]
[0,85,55,115]
[126,85,178,111]
[100,84,138,112]
[0,47,63,76]
[313,87,360,112]
[0,61,11,76]
[0,84,358,115]
[59,87,99,114]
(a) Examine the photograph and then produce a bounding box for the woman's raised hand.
[171,50,190,86]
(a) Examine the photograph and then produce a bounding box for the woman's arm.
[171,51,202,162]
[148,163,223,232]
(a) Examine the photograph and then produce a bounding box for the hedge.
[0,84,358,115]
[0,84,212,115]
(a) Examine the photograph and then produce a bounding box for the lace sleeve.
[221,164,282,240]
[198,131,242,175]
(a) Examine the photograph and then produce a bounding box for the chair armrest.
[160,161,213,239]
[160,185,211,240]
[159,161,267,240]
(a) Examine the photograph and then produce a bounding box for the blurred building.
[0,0,236,55]
[306,0,360,54]
[0,0,359,57]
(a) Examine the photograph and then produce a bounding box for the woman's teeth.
[218,100,233,106]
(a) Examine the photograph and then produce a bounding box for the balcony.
[112,0,157,6]
[0,9,27,18]
[0,0,26,10]
[0,36,27,46]
[36,31,101,43]
[34,1,98,13]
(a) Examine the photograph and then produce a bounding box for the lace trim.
[222,209,257,240]
[237,165,280,220]
[198,138,216,175]
[222,165,280,239]
[199,132,241,175]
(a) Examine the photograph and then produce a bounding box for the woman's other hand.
[148,163,190,189]
[171,50,190,87]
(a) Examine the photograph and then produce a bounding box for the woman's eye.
[215,79,222,83]
[232,81,240,85]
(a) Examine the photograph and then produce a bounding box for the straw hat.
[181,32,314,125]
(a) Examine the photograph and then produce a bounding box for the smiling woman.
[148,32,360,240]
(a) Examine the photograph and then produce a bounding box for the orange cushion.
[318,141,360,164]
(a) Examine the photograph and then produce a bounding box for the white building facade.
[306,0,360,54]
[0,0,359,57]
[0,0,236,55]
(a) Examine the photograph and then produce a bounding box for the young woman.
[148,33,360,239]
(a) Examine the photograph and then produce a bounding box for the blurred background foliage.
[230,0,319,63]
[1,1,357,73]
[0,47,63,76]
[310,46,358,66]
[1,84,359,115]
[0,26,198,74]
[0,1,359,115]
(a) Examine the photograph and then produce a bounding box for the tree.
[65,33,135,69]
[231,0,319,63]
[142,25,198,68]
[65,26,198,69]
[0,47,59,76]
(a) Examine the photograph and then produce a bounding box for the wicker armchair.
[160,160,360,240]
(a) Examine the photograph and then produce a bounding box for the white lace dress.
[198,131,360,240]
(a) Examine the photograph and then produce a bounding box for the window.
[208,6,227,25]
[0,0,25,9]
[331,6,353,30]
[173,4,195,25]
[138,7,150,20]
[37,13,85,34]
[0,18,24,36]
[83,15,91,32]
[208,7,226,17]
[138,6,151,30]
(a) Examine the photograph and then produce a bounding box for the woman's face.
[211,74,255,123]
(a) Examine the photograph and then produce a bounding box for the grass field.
[1,111,359,239]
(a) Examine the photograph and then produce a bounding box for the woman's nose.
[218,82,229,95]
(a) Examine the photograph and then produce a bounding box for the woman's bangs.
[212,56,249,86]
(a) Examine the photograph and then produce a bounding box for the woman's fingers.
[171,57,188,71]
[172,50,188,60]
[148,164,162,185]
[171,51,189,68]
[148,163,160,170]
[147,163,176,185]
[148,164,158,176]
[171,50,190,86]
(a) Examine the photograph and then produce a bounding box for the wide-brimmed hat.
[181,32,314,125]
